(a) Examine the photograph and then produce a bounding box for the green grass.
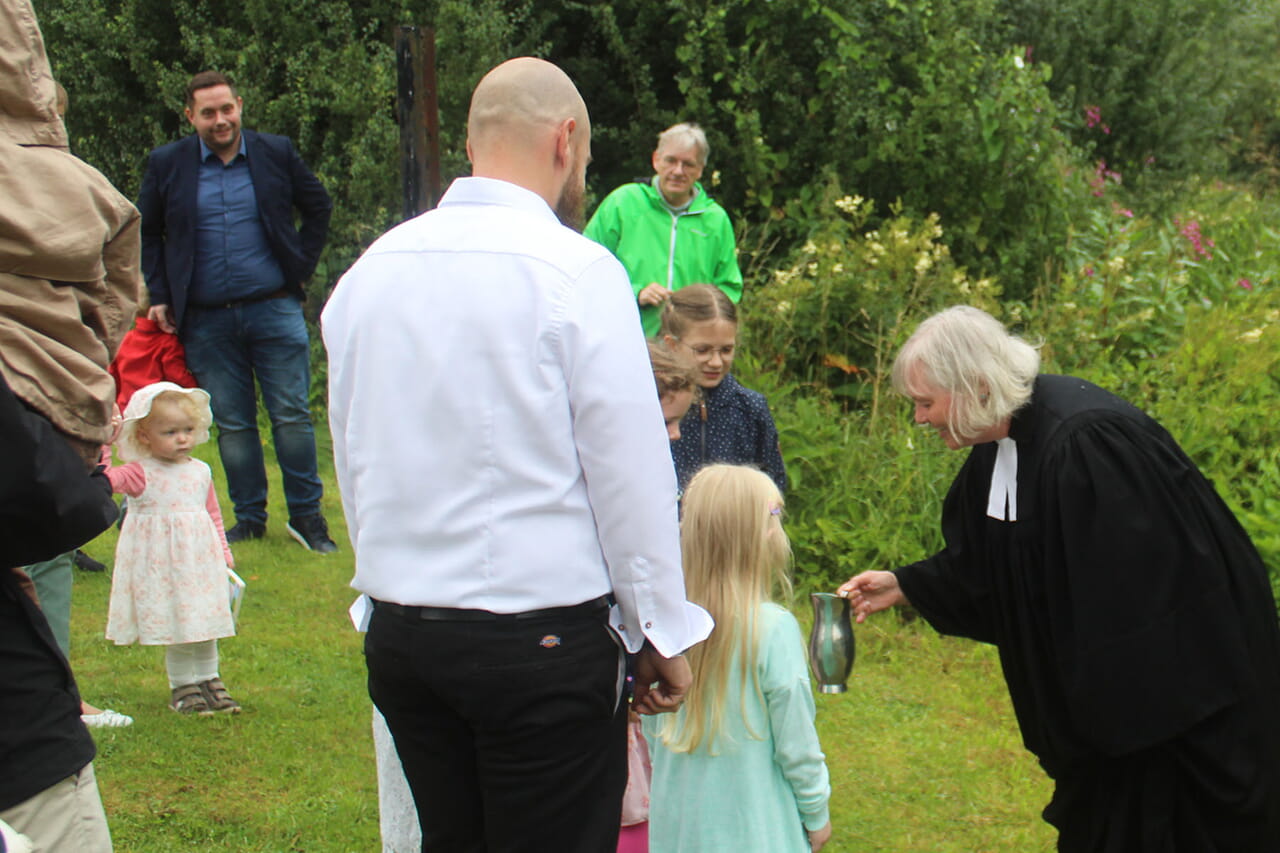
[67,433,1054,852]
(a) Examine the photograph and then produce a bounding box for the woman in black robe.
[840,305,1280,851]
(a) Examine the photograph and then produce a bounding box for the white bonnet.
[116,382,212,462]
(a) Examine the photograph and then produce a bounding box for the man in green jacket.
[584,123,743,337]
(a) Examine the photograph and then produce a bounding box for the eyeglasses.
[659,155,702,171]
[675,339,735,359]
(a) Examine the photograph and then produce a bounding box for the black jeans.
[366,601,628,852]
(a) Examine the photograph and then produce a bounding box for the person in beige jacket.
[0,0,142,468]
[0,1,142,850]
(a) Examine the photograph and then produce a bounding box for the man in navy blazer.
[138,70,336,553]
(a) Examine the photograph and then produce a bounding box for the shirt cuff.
[608,600,714,656]
[802,806,831,833]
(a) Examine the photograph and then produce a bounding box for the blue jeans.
[181,297,323,525]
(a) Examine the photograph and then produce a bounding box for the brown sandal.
[170,683,213,715]
[198,678,241,714]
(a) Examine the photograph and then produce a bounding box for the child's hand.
[808,821,832,852]
[108,404,124,444]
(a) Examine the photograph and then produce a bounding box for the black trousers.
[366,600,628,853]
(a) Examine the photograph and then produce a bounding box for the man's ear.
[554,117,577,169]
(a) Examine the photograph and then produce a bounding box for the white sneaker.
[81,708,134,728]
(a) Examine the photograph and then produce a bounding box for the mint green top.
[584,179,743,337]
[643,602,831,852]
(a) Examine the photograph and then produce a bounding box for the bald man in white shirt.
[322,57,713,851]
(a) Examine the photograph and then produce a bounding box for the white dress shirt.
[322,177,711,657]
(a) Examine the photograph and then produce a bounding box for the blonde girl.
[659,285,786,494]
[105,382,240,715]
[644,465,831,852]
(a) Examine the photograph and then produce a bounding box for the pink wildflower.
[1089,160,1122,197]
[1084,105,1111,134]
[1238,278,1254,291]
[1175,218,1213,261]
[1112,203,1134,218]
[1083,266,1095,277]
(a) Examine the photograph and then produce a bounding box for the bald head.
[466,57,592,228]
[467,57,589,162]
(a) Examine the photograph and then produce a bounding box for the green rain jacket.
[584,179,743,337]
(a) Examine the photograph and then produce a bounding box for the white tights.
[165,640,219,689]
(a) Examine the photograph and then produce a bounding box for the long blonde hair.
[657,464,792,753]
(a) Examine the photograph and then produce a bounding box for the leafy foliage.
[745,185,1000,409]
[1000,0,1280,188]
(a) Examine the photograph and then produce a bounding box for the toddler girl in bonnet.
[104,381,240,715]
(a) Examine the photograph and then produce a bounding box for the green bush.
[1000,0,1280,187]
[1019,180,1280,382]
[744,183,1000,408]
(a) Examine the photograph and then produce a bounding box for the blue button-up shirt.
[190,137,286,305]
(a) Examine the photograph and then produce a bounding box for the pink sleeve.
[104,459,147,497]
[206,482,234,567]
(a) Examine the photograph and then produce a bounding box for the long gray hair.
[891,306,1040,441]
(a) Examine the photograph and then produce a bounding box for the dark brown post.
[421,28,442,208]
[395,26,441,220]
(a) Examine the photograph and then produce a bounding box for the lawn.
[67,434,1055,852]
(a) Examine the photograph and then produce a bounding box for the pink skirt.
[617,821,648,853]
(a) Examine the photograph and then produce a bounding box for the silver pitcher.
[808,592,856,693]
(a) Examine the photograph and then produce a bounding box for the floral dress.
[106,457,234,645]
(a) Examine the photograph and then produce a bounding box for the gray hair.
[656,122,709,165]
[891,306,1040,441]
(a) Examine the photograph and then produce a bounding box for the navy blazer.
[137,129,332,329]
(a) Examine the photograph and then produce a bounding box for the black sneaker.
[226,520,267,544]
[286,514,337,554]
[73,549,106,572]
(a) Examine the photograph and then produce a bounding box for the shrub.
[1001,0,1280,187]
[744,182,1000,411]
[1019,179,1280,384]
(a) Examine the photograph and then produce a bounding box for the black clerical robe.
[896,374,1280,851]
